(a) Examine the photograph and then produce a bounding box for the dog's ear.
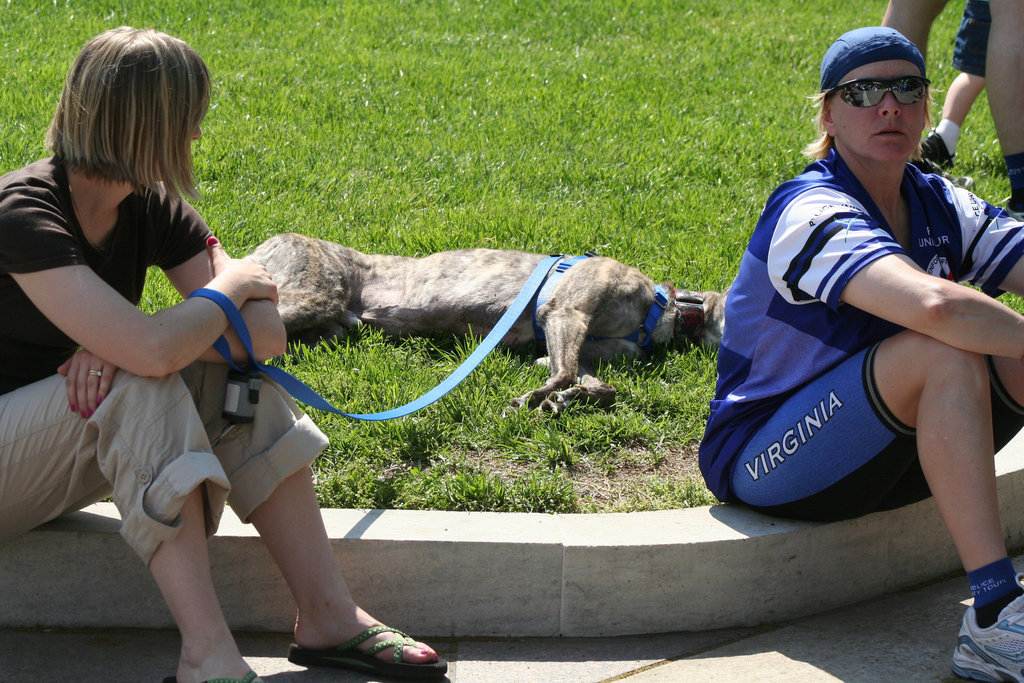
[702,289,723,306]
[700,289,728,348]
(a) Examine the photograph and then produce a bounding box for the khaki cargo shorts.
[0,362,328,563]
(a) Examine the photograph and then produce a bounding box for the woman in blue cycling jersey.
[700,26,1024,682]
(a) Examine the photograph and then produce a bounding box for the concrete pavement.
[0,558,985,682]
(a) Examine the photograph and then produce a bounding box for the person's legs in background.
[920,0,990,170]
[882,0,951,57]
[987,0,1024,218]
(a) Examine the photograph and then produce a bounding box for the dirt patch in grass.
[575,444,703,509]
[473,443,706,512]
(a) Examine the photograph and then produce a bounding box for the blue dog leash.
[189,254,562,421]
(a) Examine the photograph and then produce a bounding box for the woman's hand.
[57,349,118,418]
[206,236,279,306]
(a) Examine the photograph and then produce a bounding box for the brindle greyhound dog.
[250,232,726,412]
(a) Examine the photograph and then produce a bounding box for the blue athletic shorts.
[952,0,991,77]
[728,344,1024,521]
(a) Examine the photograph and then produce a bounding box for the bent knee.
[876,333,987,397]
[880,331,987,377]
[108,370,190,399]
[99,370,197,422]
[874,333,990,424]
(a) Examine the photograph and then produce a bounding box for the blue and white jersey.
[699,149,1024,502]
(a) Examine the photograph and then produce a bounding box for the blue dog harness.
[531,253,671,352]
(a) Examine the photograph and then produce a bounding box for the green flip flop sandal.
[287,625,448,679]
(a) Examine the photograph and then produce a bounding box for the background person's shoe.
[920,129,955,170]
[911,154,975,190]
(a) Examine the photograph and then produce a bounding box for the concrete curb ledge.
[5,432,1024,638]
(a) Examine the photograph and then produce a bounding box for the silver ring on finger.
[88,369,103,377]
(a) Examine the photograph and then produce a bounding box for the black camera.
[223,369,262,423]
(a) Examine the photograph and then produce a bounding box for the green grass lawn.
[0,0,1010,512]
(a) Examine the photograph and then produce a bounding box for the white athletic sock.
[935,119,961,156]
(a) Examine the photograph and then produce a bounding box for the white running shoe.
[952,588,1024,682]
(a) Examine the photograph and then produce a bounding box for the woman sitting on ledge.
[0,27,445,682]
[700,26,1024,682]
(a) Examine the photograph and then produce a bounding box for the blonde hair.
[46,27,210,200]
[802,88,933,162]
[802,92,833,161]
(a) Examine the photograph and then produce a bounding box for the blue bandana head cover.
[820,26,926,92]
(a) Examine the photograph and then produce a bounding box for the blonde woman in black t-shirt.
[0,27,445,682]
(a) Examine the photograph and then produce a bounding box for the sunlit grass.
[0,0,997,511]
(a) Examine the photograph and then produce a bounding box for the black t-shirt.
[0,158,211,395]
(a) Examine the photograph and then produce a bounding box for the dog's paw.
[551,384,617,411]
[539,397,565,413]
[509,391,538,410]
[509,395,528,409]
[540,388,581,413]
[509,389,565,411]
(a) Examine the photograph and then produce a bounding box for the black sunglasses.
[827,76,930,107]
